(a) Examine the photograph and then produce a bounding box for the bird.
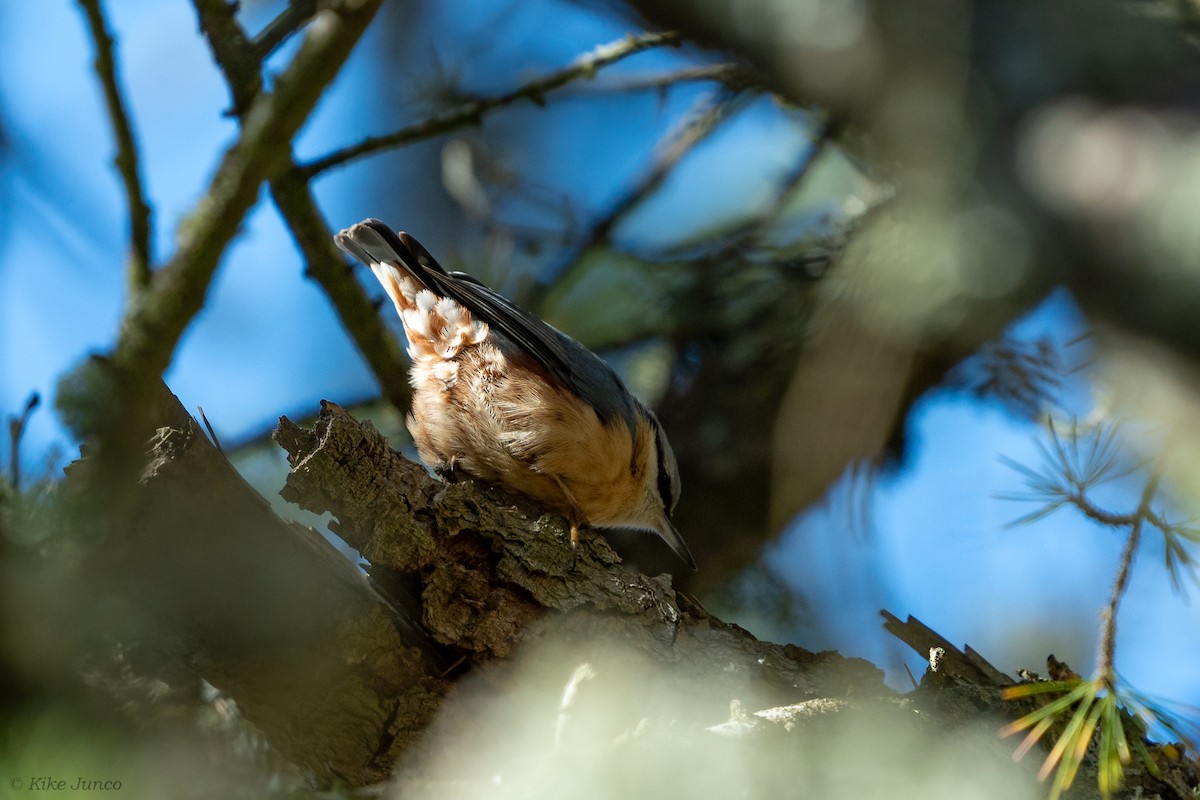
[334,218,696,569]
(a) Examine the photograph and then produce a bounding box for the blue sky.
[2,0,1197,719]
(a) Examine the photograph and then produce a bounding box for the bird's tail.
[335,219,486,361]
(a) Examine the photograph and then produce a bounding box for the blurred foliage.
[953,335,1063,420]
[9,0,1200,796]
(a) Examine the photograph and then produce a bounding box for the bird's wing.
[335,219,637,430]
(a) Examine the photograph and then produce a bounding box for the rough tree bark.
[61,383,1198,798]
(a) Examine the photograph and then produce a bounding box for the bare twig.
[528,89,752,306]
[1058,487,1174,536]
[1065,494,1140,528]
[76,0,153,292]
[254,0,319,60]
[1097,469,1162,684]
[881,610,1014,686]
[192,0,261,115]
[192,0,411,411]
[298,31,684,178]
[7,393,40,492]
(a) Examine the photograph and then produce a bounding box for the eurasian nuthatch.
[335,219,696,569]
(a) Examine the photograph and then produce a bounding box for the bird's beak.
[656,514,697,571]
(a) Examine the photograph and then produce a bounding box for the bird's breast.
[407,341,649,528]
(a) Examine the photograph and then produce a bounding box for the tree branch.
[297,31,684,178]
[192,0,411,411]
[743,116,841,242]
[5,393,40,493]
[66,385,448,786]
[76,0,154,293]
[1062,487,1173,535]
[253,0,319,60]
[110,0,381,392]
[270,174,413,409]
[564,62,760,96]
[275,401,885,701]
[55,0,383,507]
[1097,469,1162,684]
[881,609,1014,687]
[653,114,843,266]
[63,388,1197,794]
[191,0,261,115]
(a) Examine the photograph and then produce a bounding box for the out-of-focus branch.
[192,0,411,411]
[110,0,381,393]
[192,0,261,115]
[618,0,1200,540]
[56,0,383,497]
[528,89,752,307]
[6,393,40,493]
[678,115,844,264]
[297,31,684,178]
[76,0,153,292]
[744,117,841,240]
[253,0,319,59]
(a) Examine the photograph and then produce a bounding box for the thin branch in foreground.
[192,0,261,115]
[997,420,1135,527]
[998,438,1189,799]
[76,0,154,292]
[297,31,683,178]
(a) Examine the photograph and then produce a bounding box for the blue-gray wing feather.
[335,219,638,433]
